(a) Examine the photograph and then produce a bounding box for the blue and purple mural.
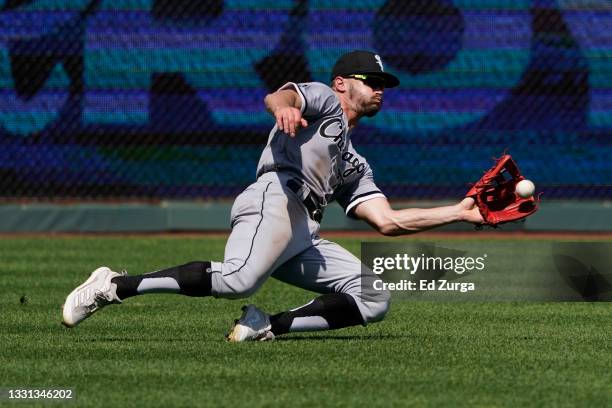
[0,0,610,199]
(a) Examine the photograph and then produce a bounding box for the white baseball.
[515,179,535,198]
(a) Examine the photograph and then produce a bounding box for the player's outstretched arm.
[264,89,308,137]
[352,197,484,236]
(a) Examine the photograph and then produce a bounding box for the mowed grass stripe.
[0,236,610,407]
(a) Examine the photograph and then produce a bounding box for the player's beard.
[349,86,382,117]
[363,101,381,117]
[363,97,382,117]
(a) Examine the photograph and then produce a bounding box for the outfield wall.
[0,1,611,202]
[1,200,609,233]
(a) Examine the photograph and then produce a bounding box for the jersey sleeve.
[334,166,386,219]
[279,82,341,119]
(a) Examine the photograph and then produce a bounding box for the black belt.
[286,179,324,223]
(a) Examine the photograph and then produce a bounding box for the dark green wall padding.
[0,201,609,233]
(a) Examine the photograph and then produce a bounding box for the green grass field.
[1,236,611,407]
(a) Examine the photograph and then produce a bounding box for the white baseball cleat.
[62,266,123,328]
[226,304,274,342]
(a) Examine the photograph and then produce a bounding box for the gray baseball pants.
[209,171,390,324]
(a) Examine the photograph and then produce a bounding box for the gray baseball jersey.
[256,82,385,215]
[209,81,390,324]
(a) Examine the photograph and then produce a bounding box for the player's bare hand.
[275,107,308,137]
[458,197,484,225]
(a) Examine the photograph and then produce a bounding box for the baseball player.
[62,50,484,341]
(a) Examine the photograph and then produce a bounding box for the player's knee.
[214,272,262,299]
[368,299,391,323]
[230,285,258,299]
[363,290,391,324]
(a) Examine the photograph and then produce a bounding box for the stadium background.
[0,0,610,207]
[1,3,611,405]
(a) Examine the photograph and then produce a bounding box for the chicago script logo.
[319,118,345,150]
[319,118,365,179]
[341,151,366,177]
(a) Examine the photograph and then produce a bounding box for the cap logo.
[374,54,384,71]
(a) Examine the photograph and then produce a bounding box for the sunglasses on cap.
[346,74,386,89]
